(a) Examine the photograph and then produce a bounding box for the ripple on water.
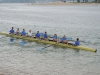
[0,4,100,75]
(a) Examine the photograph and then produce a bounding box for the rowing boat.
[0,32,97,52]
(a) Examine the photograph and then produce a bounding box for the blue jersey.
[53,36,58,40]
[44,34,48,38]
[61,37,66,41]
[35,33,40,38]
[10,29,14,34]
[75,41,80,46]
[22,31,26,36]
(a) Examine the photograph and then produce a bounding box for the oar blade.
[39,48,44,50]
[21,41,26,45]
[66,37,73,41]
[10,38,14,42]
[40,33,44,36]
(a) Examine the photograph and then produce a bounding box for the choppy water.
[0,3,100,75]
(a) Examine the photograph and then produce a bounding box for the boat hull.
[0,32,97,52]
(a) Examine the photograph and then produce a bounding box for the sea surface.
[0,3,100,75]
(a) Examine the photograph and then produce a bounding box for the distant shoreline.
[27,2,100,6]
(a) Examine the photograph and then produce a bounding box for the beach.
[27,1,100,6]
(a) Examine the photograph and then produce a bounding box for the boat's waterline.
[0,32,97,52]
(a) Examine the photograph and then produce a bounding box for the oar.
[40,33,44,36]
[33,32,73,41]
[33,32,89,42]
[74,40,90,44]
[39,43,58,50]
[49,37,73,41]
[39,45,52,50]
[10,38,14,42]
[84,40,91,45]
[66,37,73,41]
[33,32,89,43]
[20,41,26,45]
[10,38,26,45]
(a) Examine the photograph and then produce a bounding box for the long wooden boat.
[0,32,97,52]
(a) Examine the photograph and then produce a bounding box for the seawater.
[0,3,100,75]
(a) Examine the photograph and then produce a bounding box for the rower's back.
[75,38,80,46]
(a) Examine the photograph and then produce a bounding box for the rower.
[74,38,80,46]
[9,27,14,34]
[27,30,32,37]
[15,28,20,35]
[53,34,58,42]
[21,29,26,36]
[35,31,40,39]
[43,31,49,41]
[59,35,68,44]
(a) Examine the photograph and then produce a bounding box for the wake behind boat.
[0,32,97,52]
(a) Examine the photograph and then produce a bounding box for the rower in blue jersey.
[60,35,68,44]
[9,27,14,34]
[44,32,49,41]
[53,34,58,42]
[21,29,26,36]
[74,38,80,46]
[35,31,40,39]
